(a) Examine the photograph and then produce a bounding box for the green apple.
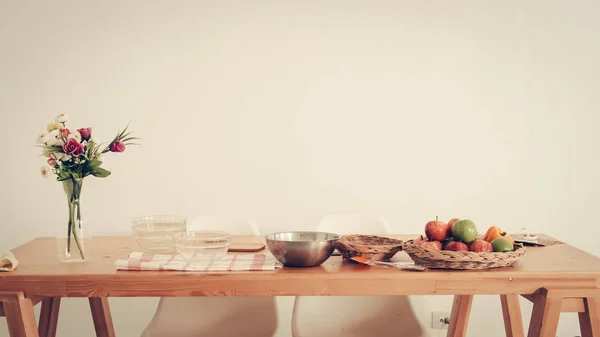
[491,237,514,252]
[451,219,478,244]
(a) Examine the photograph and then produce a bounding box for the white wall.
[1,0,599,336]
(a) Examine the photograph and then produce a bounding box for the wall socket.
[431,311,450,329]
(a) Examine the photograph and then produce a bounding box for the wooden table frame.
[1,235,599,337]
[449,290,600,337]
[0,294,115,337]
[3,291,598,337]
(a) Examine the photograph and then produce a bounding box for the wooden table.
[1,235,599,337]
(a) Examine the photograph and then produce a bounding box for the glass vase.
[57,177,90,263]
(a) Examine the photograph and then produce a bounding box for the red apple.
[425,216,448,242]
[421,241,442,250]
[413,235,427,246]
[447,218,460,237]
[444,241,469,252]
[469,239,493,253]
[442,237,456,249]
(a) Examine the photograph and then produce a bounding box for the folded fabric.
[116,252,282,271]
[0,251,19,272]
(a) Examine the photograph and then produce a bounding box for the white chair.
[140,217,279,337]
[316,213,392,235]
[291,214,428,337]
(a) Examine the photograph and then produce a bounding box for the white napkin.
[0,251,18,272]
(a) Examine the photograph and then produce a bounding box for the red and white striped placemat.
[116,252,282,271]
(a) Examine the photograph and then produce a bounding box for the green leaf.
[81,165,92,177]
[81,159,103,177]
[57,171,71,181]
[88,159,103,169]
[121,137,140,142]
[91,167,111,178]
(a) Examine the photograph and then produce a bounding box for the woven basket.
[336,234,404,261]
[402,239,527,270]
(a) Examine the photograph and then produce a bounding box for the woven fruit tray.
[402,239,527,270]
[337,234,403,261]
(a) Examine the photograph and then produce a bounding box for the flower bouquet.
[36,113,138,262]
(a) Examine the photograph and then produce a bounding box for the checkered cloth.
[115,252,282,271]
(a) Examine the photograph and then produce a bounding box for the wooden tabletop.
[1,235,599,298]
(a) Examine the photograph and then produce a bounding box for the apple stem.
[436,215,438,222]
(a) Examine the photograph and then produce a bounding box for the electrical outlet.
[431,311,450,329]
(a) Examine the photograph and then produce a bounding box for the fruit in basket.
[413,235,427,246]
[444,241,469,252]
[451,219,478,244]
[469,239,494,252]
[483,226,514,245]
[421,241,442,250]
[442,237,456,249]
[425,216,448,242]
[491,237,514,252]
[446,218,460,237]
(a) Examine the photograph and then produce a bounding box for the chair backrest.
[188,216,260,235]
[141,216,279,337]
[291,214,426,337]
[316,214,391,235]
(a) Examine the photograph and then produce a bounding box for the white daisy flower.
[47,121,63,132]
[36,132,50,144]
[68,131,82,142]
[40,166,52,178]
[55,113,68,123]
[45,136,57,146]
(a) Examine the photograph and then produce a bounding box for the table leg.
[38,297,60,337]
[527,288,562,337]
[447,295,473,337]
[501,294,525,337]
[89,297,115,337]
[579,295,600,337]
[0,291,39,337]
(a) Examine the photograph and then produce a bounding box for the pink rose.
[77,127,92,141]
[110,141,125,153]
[47,158,57,166]
[61,128,71,138]
[62,138,84,156]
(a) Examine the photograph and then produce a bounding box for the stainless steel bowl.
[265,231,340,268]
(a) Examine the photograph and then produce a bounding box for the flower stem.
[67,201,73,254]
[72,180,85,260]
[71,215,85,260]
[65,178,85,260]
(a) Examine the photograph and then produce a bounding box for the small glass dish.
[132,215,187,253]
[175,231,232,262]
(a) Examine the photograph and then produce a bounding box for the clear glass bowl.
[175,231,231,262]
[132,215,187,253]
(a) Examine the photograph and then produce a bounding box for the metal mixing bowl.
[265,231,340,268]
